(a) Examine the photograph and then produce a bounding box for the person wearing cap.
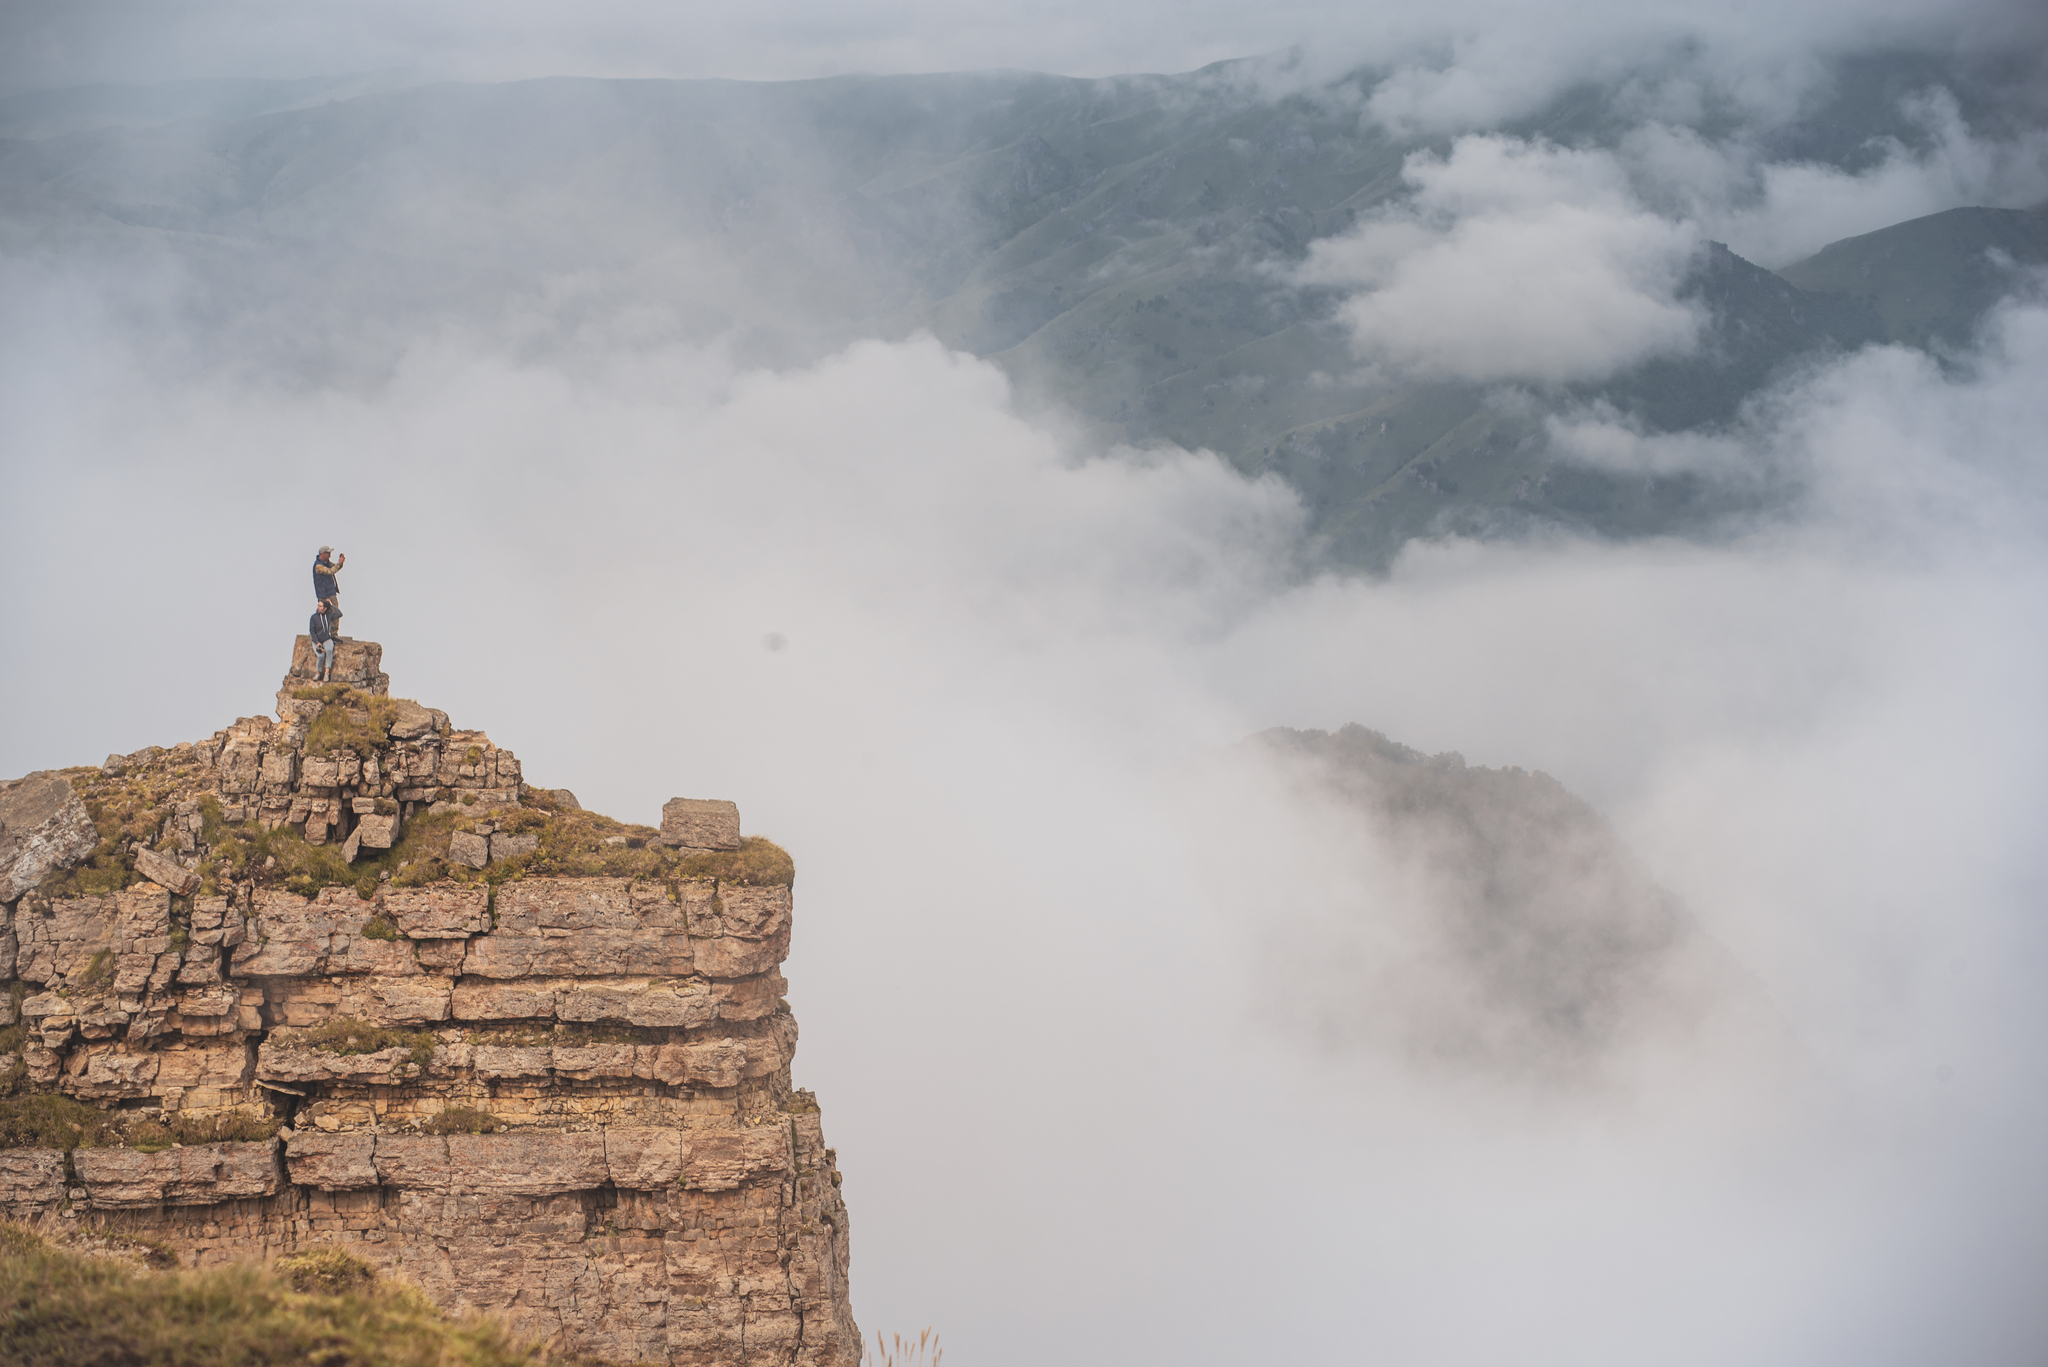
[312,547,346,633]
[309,599,338,681]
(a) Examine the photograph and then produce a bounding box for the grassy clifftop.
[0,1224,621,1367]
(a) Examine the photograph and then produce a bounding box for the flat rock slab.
[370,1131,610,1195]
[134,846,201,895]
[383,884,487,937]
[258,1042,421,1084]
[284,1131,380,1190]
[659,798,740,851]
[74,1140,281,1208]
[284,1126,770,1194]
[288,636,387,691]
[0,1149,68,1210]
[682,1126,790,1192]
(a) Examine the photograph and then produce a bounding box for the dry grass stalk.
[873,1327,943,1367]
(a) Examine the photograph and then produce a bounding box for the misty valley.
[3,18,2047,1367]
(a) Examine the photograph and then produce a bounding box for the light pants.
[314,639,336,676]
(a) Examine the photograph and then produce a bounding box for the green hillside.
[2,51,2039,566]
[1778,202,2048,346]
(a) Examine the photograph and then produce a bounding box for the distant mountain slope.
[1249,724,1712,1077]
[1778,202,2048,347]
[2,52,2040,567]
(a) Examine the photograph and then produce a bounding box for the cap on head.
[318,546,333,555]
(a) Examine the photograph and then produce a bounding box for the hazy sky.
[4,3,2048,1365]
[2,0,2043,89]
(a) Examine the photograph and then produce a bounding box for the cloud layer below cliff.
[5,3,2048,1360]
[5,261,2047,1360]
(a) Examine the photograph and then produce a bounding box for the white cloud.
[6,266,2048,1360]
[1301,136,1705,384]
[1625,89,2048,266]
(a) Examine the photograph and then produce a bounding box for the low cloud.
[1625,88,2048,266]
[5,248,2048,1359]
[1300,136,1705,384]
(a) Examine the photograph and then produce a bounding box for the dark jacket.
[309,611,334,645]
[313,557,340,600]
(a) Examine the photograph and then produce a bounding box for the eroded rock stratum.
[0,638,859,1366]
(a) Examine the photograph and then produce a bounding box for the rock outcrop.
[0,639,859,1366]
[0,771,99,903]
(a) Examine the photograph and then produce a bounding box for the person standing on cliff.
[313,547,346,635]
[309,599,338,682]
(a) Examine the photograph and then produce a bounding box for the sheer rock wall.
[0,641,859,1366]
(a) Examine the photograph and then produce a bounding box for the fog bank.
[5,266,2046,1359]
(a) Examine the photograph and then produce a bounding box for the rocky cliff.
[0,638,859,1366]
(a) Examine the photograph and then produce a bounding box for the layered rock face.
[0,641,859,1366]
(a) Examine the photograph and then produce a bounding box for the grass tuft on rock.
[298,687,401,759]
[0,1222,588,1366]
[286,1018,436,1070]
[275,1246,379,1295]
[0,1094,121,1150]
[425,1107,506,1136]
[126,1112,281,1151]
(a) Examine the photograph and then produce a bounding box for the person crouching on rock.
[310,599,338,682]
[313,546,345,633]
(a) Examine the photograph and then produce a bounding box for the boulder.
[354,811,401,848]
[490,831,537,861]
[133,846,201,896]
[389,699,439,741]
[658,798,741,851]
[447,830,489,870]
[0,771,99,902]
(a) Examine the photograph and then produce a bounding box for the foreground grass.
[0,1224,600,1367]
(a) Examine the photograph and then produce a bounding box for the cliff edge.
[0,638,859,1366]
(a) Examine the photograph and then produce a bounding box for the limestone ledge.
[257,1032,778,1088]
[75,1140,283,1208]
[258,969,788,1029]
[0,1124,791,1211]
[286,1123,789,1193]
[233,879,792,983]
